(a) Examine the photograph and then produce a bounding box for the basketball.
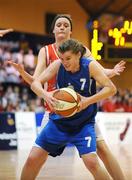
[53,87,80,117]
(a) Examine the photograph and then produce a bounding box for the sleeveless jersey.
[50,57,97,133]
[44,43,59,111]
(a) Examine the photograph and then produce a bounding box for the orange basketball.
[53,87,80,117]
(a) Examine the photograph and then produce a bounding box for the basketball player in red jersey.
[0,28,13,37]
[8,15,126,180]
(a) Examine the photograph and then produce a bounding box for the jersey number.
[80,78,86,90]
[85,136,92,147]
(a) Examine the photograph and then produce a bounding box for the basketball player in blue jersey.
[8,14,126,180]
[20,39,117,180]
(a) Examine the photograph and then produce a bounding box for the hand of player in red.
[6,61,24,73]
[43,90,59,112]
[113,60,126,75]
[0,29,13,37]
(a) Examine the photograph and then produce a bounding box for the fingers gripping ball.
[53,87,80,117]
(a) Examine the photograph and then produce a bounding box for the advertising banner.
[96,112,132,144]
[0,113,17,150]
[15,112,37,149]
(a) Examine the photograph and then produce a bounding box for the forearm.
[96,69,115,87]
[103,68,115,78]
[89,58,115,78]
[20,70,34,85]
[86,85,116,106]
[31,80,46,98]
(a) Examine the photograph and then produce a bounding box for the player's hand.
[43,90,59,112]
[77,95,89,112]
[0,29,13,37]
[6,61,24,74]
[113,60,126,75]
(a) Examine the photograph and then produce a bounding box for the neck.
[55,36,70,50]
[71,66,80,73]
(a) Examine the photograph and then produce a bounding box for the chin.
[65,67,70,71]
[58,34,66,39]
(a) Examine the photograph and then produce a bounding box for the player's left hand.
[0,29,13,37]
[113,60,126,75]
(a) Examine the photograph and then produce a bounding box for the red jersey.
[44,43,59,111]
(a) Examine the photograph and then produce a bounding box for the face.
[59,50,81,73]
[53,17,72,40]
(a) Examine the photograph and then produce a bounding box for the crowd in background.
[0,83,44,112]
[0,83,131,113]
[98,88,132,112]
[0,40,37,83]
[0,40,131,112]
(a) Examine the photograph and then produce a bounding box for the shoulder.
[38,46,45,55]
[84,47,92,57]
[83,46,95,60]
[81,57,93,65]
[38,43,54,54]
[81,58,98,74]
[89,60,103,77]
[51,59,61,67]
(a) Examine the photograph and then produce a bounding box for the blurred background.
[0,0,131,179]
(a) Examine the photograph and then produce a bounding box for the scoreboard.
[104,43,132,62]
[90,19,132,62]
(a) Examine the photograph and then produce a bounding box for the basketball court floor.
[0,144,131,180]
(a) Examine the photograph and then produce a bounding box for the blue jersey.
[50,58,97,133]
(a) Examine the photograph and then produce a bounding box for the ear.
[53,29,55,34]
[78,51,81,58]
[70,31,72,37]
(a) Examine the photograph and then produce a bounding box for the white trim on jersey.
[45,46,50,66]
[52,44,59,59]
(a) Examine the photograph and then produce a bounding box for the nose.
[60,24,65,30]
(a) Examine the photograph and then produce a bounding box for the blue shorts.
[35,120,96,157]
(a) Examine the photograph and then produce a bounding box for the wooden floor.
[0,144,131,180]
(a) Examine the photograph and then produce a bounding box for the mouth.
[58,31,65,34]
[64,65,70,70]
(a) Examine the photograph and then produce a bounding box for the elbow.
[31,80,37,92]
[110,84,117,96]
[30,77,35,85]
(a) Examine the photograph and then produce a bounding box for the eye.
[60,57,64,61]
[66,57,71,61]
[64,23,69,28]
[56,23,61,27]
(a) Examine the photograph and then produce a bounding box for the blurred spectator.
[98,89,132,112]
[23,49,35,74]
[101,97,116,112]
[0,47,4,60]
[0,60,7,82]
[123,96,132,112]
[0,40,36,83]
[35,98,44,112]
[12,49,24,64]
[2,49,12,62]
[5,63,20,83]
[114,96,125,112]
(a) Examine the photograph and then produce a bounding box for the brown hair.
[58,39,86,58]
